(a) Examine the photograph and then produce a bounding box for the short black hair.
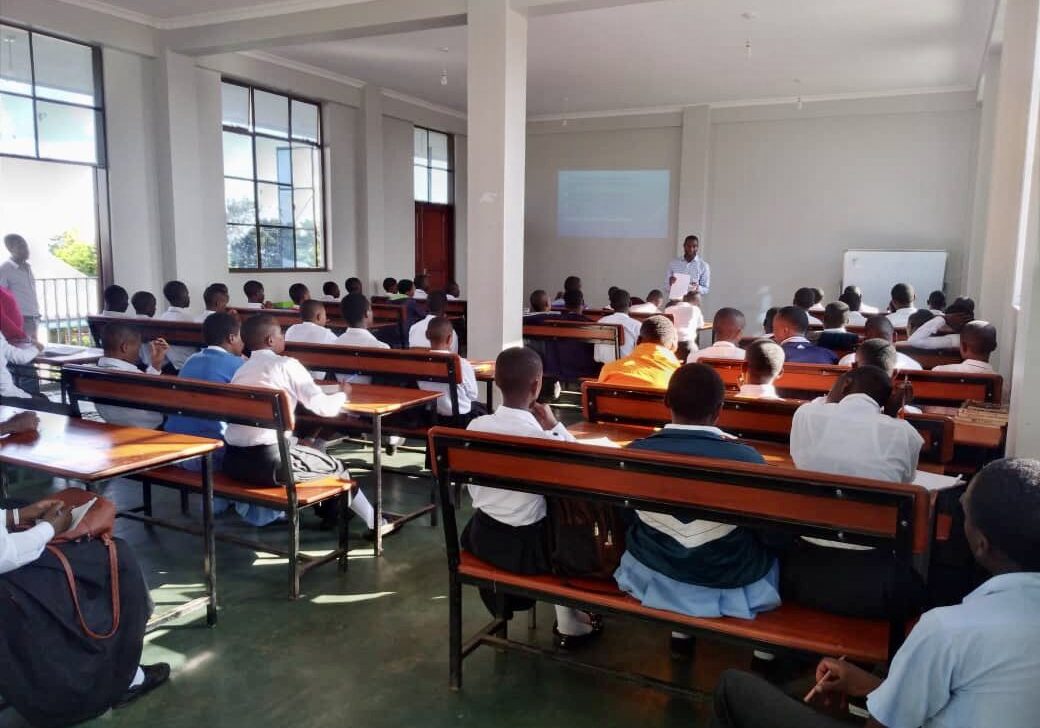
[243,280,264,299]
[927,290,947,310]
[382,277,397,292]
[210,282,229,295]
[203,283,227,308]
[495,347,542,398]
[288,283,310,305]
[844,365,893,407]
[907,309,936,333]
[645,289,664,304]
[563,289,584,309]
[967,458,1040,570]
[425,316,454,345]
[823,301,849,329]
[323,281,340,297]
[398,279,415,295]
[863,315,895,342]
[341,293,371,327]
[793,287,816,309]
[131,291,155,314]
[202,312,240,347]
[839,288,862,312]
[763,307,779,334]
[607,286,620,298]
[300,299,325,321]
[945,297,976,317]
[891,283,915,307]
[776,305,809,335]
[713,307,746,339]
[345,277,363,294]
[746,340,784,381]
[665,364,724,423]
[100,322,140,352]
[414,274,429,290]
[241,313,279,350]
[563,275,581,292]
[811,287,824,304]
[962,321,998,355]
[638,315,677,349]
[856,338,898,377]
[609,288,631,311]
[103,284,129,311]
[529,289,549,312]
[428,291,448,314]
[163,280,189,305]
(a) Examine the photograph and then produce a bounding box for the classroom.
[0,1,1039,727]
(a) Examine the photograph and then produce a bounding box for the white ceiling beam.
[516,0,665,17]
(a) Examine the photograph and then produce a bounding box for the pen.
[804,655,847,703]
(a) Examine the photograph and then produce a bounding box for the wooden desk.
[921,405,1006,449]
[471,360,495,409]
[0,406,222,628]
[36,346,104,367]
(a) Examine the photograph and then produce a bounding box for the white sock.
[554,606,593,637]
[671,631,692,640]
[129,666,145,689]
[753,650,775,661]
[348,491,380,529]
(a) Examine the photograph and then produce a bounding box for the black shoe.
[583,612,605,634]
[113,663,170,709]
[670,634,696,660]
[552,622,603,650]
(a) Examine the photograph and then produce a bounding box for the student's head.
[382,277,398,294]
[425,315,454,349]
[792,287,816,311]
[682,235,699,259]
[288,283,310,305]
[414,274,429,292]
[341,293,373,328]
[637,315,678,352]
[607,285,620,302]
[684,291,702,307]
[890,283,915,310]
[563,289,584,312]
[863,315,896,343]
[203,283,229,313]
[3,233,29,262]
[927,290,947,311]
[837,365,893,408]
[962,458,1040,573]
[494,346,544,408]
[960,321,998,361]
[241,313,284,355]
[665,363,723,426]
[563,275,582,293]
[100,322,142,362]
[762,307,779,335]
[811,288,825,306]
[244,279,265,304]
[103,284,129,313]
[645,289,665,308]
[855,338,898,378]
[773,306,809,342]
[345,277,363,295]
[842,285,862,298]
[609,288,631,313]
[323,281,341,299]
[713,307,746,344]
[202,312,243,356]
[838,287,863,312]
[398,279,415,297]
[529,289,550,313]
[163,280,189,308]
[131,291,156,317]
[428,291,448,315]
[907,309,936,336]
[944,297,976,332]
[300,299,327,326]
[447,281,460,298]
[745,340,784,386]
[823,301,849,329]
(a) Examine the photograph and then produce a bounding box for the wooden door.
[415,202,454,291]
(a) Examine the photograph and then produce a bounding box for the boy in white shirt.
[837,287,869,327]
[932,321,997,374]
[463,347,602,649]
[241,280,268,309]
[131,291,156,318]
[100,285,131,317]
[322,281,341,302]
[0,332,42,399]
[839,316,922,370]
[408,292,458,353]
[629,289,665,314]
[665,291,705,361]
[417,316,483,427]
[595,288,642,364]
[157,280,196,371]
[446,281,461,301]
[335,294,390,385]
[412,274,429,301]
[736,340,783,399]
[689,308,746,362]
[906,297,974,351]
[886,282,918,328]
[288,283,310,307]
[94,323,170,429]
[793,287,823,327]
[195,283,229,322]
[285,300,338,381]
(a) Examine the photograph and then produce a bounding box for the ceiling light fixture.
[793,78,803,110]
[741,11,757,60]
[439,47,449,86]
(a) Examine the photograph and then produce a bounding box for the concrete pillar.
[357,84,386,293]
[466,0,528,359]
[965,50,1002,299]
[676,105,711,256]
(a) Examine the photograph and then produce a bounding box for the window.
[221,81,325,271]
[414,126,453,204]
[0,24,104,165]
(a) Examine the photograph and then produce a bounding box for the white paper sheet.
[669,273,691,301]
[912,470,963,491]
[68,497,98,532]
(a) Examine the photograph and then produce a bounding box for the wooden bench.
[429,427,931,696]
[87,314,204,350]
[61,364,356,599]
[231,305,354,334]
[522,319,624,381]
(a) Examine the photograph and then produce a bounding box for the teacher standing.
[667,234,710,297]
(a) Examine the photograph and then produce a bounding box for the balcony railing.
[36,276,99,346]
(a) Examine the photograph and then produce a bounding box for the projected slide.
[557,169,670,239]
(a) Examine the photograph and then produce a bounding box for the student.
[711,457,1040,728]
[772,306,838,365]
[551,275,582,308]
[665,291,705,360]
[417,316,482,427]
[838,287,869,327]
[409,292,458,353]
[689,308,747,362]
[842,284,879,315]
[598,315,681,389]
[629,289,665,314]
[335,293,390,385]
[101,285,131,317]
[785,366,926,619]
[839,315,922,370]
[94,323,169,429]
[809,287,825,313]
[815,302,859,352]
[854,338,922,415]
[242,279,269,309]
[595,288,642,363]
[886,282,918,327]
[0,330,42,399]
[906,297,975,350]
[927,289,947,313]
[463,347,602,649]
[131,291,156,318]
[792,287,824,327]
[382,277,402,299]
[614,364,780,640]
[761,307,779,338]
[285,300,337,345]
[322,281,341,301]
[737,340,783,399]
[446,281,461,300]
[288,283,310,306]
[157,280,196,371]
[196,283,229,322]
[345,277,363,295]
[526,289,555,316]
[906,308,936,337]
[412,273,429,301]
[932,321,998,373]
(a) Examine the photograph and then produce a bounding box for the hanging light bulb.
[741,11,757,61]
[439,47,449,86]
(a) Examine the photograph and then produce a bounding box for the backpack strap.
[46,536,120,640]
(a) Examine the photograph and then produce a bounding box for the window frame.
[221,78,328,273]
[413,125,454,205]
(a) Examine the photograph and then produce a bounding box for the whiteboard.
[842,250,947,312]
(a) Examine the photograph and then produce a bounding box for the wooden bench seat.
[143,465,353,507]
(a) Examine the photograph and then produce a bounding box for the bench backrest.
[522,319,624,359]
[87,315,204,349]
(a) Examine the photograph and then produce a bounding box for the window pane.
[291,146,314,187]
[291,100,318,142]
[294,187,315,228]
[32,34,96,106]
[222,82,250,130]
[222,132,253,178]
[227,224,258,269]
[414,165,428,202]
[259,227,294,269]
[295,228,318,268]
[257,182,293,226]
[36,101,96,163]
[254,90,288,138]
[413,127,428,166]
[0,26,32,95]
[255,136,292,184]
[429,131,450,170]
[430,169,451,204]
[0,93,35,156]
[224,178,255,224]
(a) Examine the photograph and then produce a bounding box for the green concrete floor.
[0,433,766,728]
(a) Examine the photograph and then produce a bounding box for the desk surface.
[0,406,221,481]
[921,405,1006,449]
[35,346,104,366]
[471,360,495,382]
[341,384,442,416]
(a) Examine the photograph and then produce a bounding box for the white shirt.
[0,333,38,398]
[688,340,746,363]
[859,303,880,314]
[0,511,54,575]
[417,350,478,416]
[933,359,994,374]
[887,307,918,328]
[322,295,339,302]
[847,310,868,327]
[628,302,661,314]
[334,328,390,385]
[0,259,38,316]
[821,327,847,334]
[665,255,711,294]
[412,289,428,301]
[285,321,339,379]
[908,315,960,350]
[594,312,641,362]
[839,350,923,371]
[807,313,823,327]
[408,314,459,353]
[157,306,197,370]
[736,383,778,399]
[100,309,133,318]
[664,302,705,345]
[195,310,216,323]
[225,349,347,447]
[446,294,457,301]
[466,406,575,526]
[867,572,1040,728]
[94,357,164,429]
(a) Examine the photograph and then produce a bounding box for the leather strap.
[46,536,120,640]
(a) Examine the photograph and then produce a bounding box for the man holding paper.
[666,235,711,299]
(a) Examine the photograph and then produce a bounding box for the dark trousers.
[711,670,862,728]
[223,443,286,486]
[461,510,551,619]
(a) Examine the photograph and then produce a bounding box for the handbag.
[547,497,627,580]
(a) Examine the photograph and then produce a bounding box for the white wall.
[382,115,416,284]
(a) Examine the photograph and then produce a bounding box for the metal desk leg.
[373,413,383,557]
[485,381,494,412]
[202,452,218,626]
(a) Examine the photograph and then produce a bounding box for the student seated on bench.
[322,281,340,301]
[551,275,581,308]
[931,321,997,374]
[383,277,403,299]
[629,289,665,314]
[94,323,169,429]
[906,296,975,350]
[761,306,778,339]
[241,279,270,309]
[446,281,461,300]
[737,340,784,399]
[689,308,746,362]
[525,289,557,319]
[816,302,858,352]
[286,300,337,346]
[394,279,423,328]
[840,316,921,370]
[595,288,641,363]
[854,339,921,414]
[785,366,927,619]
[906,308,935,338]
[793,287,824,327]
[417,316,483,427]
[131,290,156,318]
[345,277,363,295]
[711,457,1040,728]
[409,291,458,353]
[665,291,705,360]
[809,287,825,313]
[838,287,869,327]
[463,347,603,649]
[334,293,391,385]
[614,363,781,648]
[886,282,918,328]
[100,284,131,317]
[773,306,838,365]
[598,315,681,389]
[196,283,230,322]
[288,283,310,307]
[158,280,196,371]
[0,329,42,399]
